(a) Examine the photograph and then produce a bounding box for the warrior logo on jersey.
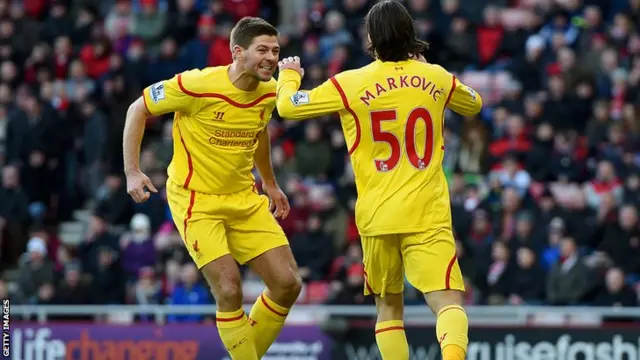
[290,91,310,106]
[150,82,166,103]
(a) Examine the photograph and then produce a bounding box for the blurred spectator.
[89,246,126,305]
[597,204,640,275]
[290,213,335,282]
[133,0,167,53]
[77,214,120,274]
[491,154,531,197]
[593,267,638,307]
[0,165,29,266]
[16,236,54,302]
[485,241,514,305]
[54,262,91,305]
[120,213,156,282]
[585,160,623,208]
[167,263,211,322]
[134,266,162,306]
[94,173,134,226]
[327,243,371,305]
[508,247,545,305]
[546,237,595,305]
[294,122,332,179]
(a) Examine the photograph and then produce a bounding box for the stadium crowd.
[0,0,640,317]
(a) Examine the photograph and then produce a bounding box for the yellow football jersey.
[277,60,482,236]
[143,66,276,195]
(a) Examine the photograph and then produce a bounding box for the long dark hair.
[365,0,429,62]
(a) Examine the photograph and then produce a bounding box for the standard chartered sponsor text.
[208,128,260,148]
[345,334,640,360]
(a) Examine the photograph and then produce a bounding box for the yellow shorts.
[166,180,288,268]
[361,227,464,296]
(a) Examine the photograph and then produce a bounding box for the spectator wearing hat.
[16,235,54,302]
[120,213,156,283]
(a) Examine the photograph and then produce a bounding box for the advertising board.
[8,323,331,360]
[333,326,640,360]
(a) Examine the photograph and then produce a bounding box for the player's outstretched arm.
[123,70,200,203]
[446,77,483,116]
[276,57,345,120]
[123,96,157,203]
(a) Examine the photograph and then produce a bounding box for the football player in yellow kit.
[275,2,483,359]
[123,17,302,360]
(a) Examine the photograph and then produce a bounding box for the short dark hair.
[365,0,429,62]
[230,17,279,49]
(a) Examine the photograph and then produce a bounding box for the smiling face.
[234,34,280,81]
[230,17,280,82]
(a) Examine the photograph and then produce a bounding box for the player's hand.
[126,169,158,203]
[278,56,305,78]
[263,183,290,219]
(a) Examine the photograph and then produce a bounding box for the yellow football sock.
[248,292,290,357]
[216,308,258,360]
[436,305,468,360]
[375,320,409,360]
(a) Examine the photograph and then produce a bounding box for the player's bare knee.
[201,256,244,311]
[424,290,464,315]
[214,281,244,310]
[272,272,302,304]
[375,293,404,321]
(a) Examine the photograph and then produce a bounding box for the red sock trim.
[216,312,245,322]
[261,293,288,317]
[375,326,405,334]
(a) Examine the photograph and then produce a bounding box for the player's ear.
[231,44,244,61]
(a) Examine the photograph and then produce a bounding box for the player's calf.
[201,255,258,360]
[424,290,468,360]
[248,246,303,357]
[373,292,409,360]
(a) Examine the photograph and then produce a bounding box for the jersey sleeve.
[446,76,483,116]
[276,69,345,120]
[142,70,202,116]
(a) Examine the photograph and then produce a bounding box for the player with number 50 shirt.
[277,3,482,359]
[282,61,481,236]
[277,57,482,296]
[276,54,482,294]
